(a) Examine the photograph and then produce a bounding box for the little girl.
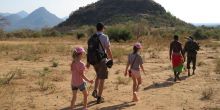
[70,47,93,110]
[125,43,145,102]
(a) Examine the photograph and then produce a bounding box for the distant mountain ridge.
[57,0,192,31]
[3,11,28,25]
[16,11,29,18]
[0,12,11,17]
[2,7,63,31]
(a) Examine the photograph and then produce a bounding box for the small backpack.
[187,41,200,53]
[87,34,107,65]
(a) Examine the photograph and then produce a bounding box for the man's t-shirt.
[184,40,199,56]
[97,32,110,54]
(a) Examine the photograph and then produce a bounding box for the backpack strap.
[130,54,138,69]
[97,34,106,53]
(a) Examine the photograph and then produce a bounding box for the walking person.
[70,47,94,110]
[169,35,185,82]
[125,43,145,102]
[184,36,200,76]
[86,23,113,104]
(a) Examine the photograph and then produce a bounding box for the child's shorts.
[71,82,86,91]
[131,69,141,78]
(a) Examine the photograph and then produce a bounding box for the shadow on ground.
[60,101,135,110]
[144,75,188,91]
[99,102,136,110]
[60,100,97,110]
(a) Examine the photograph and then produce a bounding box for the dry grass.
[115,69,121,75]
[51,61,59,68]
[111,46,131,63]
[116,76,131,85]
[115,76,131,90]
[36,68,56,93]
[207,108,220,110]
[215,59,220,74]
[0,71,15,85]
[0,36,219,109]
[197,61,206,67]
[0,42,71,61]
[0,69,24,85]
[201,87,214,100]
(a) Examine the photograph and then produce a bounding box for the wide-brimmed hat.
[134,43,142,49]
[186,36,194,40]
[74,47,85,54]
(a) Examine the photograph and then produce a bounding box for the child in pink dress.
[70,47,93,110]
[125,43,145,102]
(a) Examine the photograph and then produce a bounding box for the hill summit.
[57,0,191,30]
[4,7,63,31]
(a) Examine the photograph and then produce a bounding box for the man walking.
[184,36,200,76]
[86,23,113,104]
[169,35,185,82]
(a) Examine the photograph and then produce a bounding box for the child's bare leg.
[132,76,137,93]
[82,89,88,109]
[71,90,77,109]
[137,77,142,92]
[132,76,138,101]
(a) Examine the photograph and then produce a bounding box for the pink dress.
[71,61,86,87]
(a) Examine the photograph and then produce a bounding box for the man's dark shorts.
[187,55,197,70]
[93,59,108,79]
[71,82,86,91]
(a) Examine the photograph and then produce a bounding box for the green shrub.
[32,32,41,38]
[193,29,208,40]
[76,32,86,39]
[9,29,34,38]
[107,27,133,42]
[86,26,96,37]
[41,28,61,37]
[0,29,5,39]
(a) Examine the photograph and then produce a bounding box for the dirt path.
[0,40,220,110]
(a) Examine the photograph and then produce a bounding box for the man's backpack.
[186,41,200,53]
[87,34,107,65]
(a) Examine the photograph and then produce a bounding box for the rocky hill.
[57,0,191,30]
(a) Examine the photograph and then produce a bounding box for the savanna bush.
[76,32,86,40]
[0,29,5,39]
[107,27,133,42]
[8,29,35,38]
[193,29,208,40]
[41,28,61,37]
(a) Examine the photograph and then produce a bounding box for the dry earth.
[0,37,220,110]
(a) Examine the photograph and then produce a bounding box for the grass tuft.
[201,87,214,100]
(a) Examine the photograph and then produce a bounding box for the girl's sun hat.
[74,47,85,54]
[134,43,142,49]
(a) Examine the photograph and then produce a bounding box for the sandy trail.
[0,40,220,110]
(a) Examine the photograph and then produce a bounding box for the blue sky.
[0,0,220,23]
